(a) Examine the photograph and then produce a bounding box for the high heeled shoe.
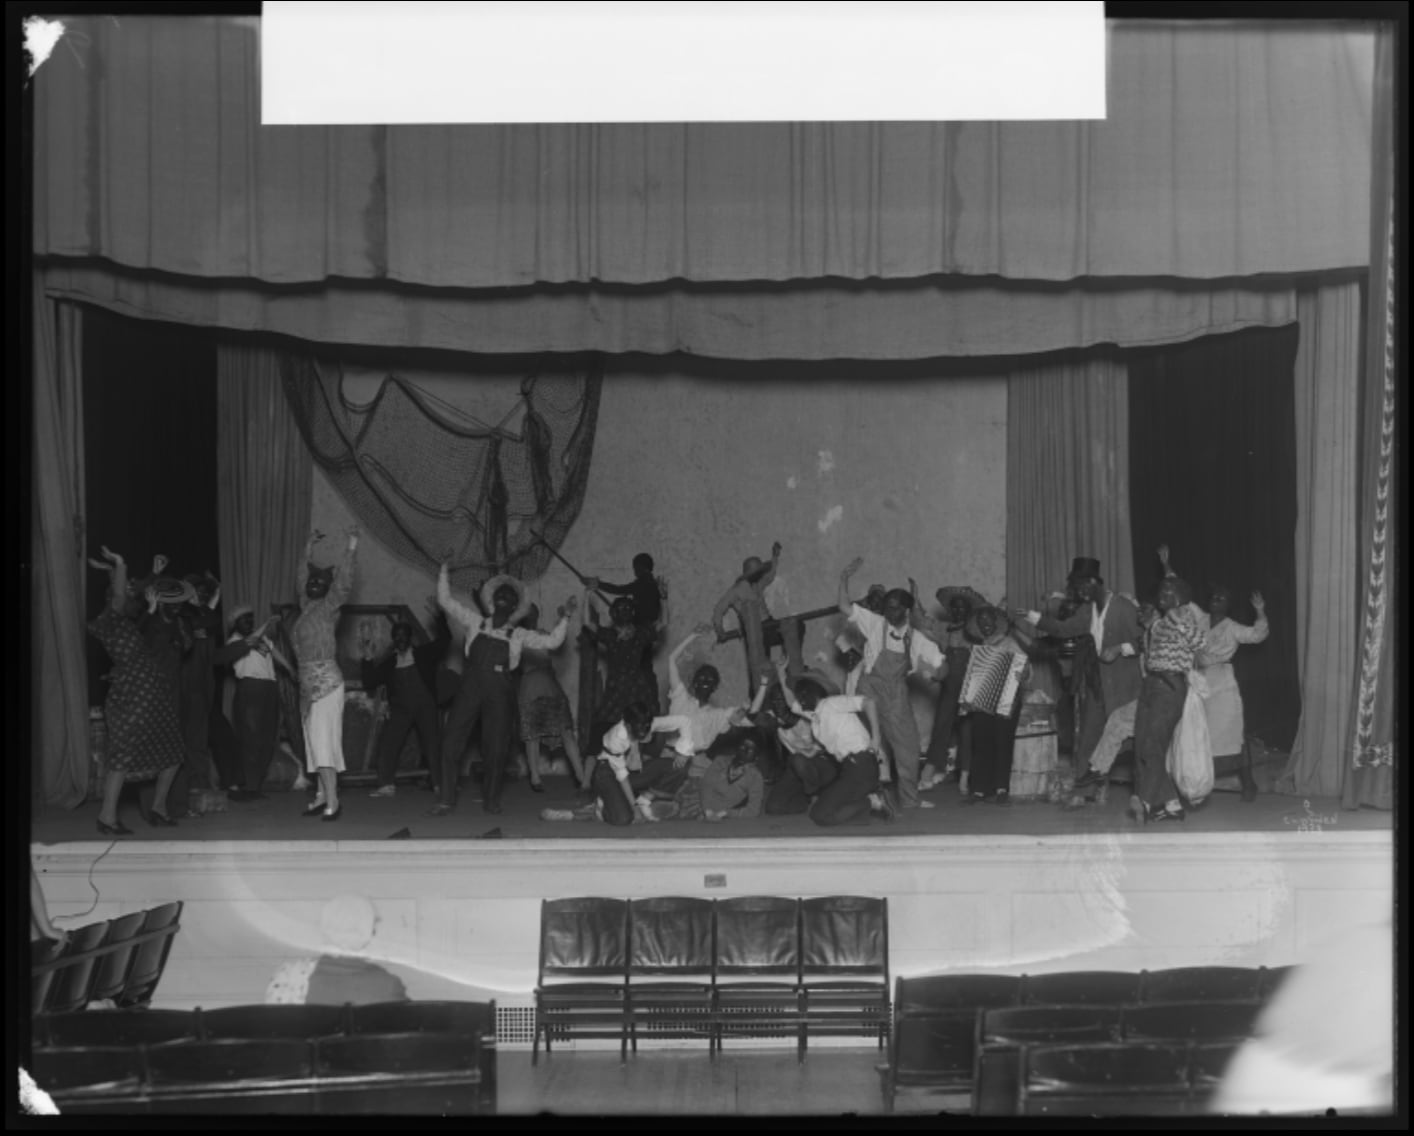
[302,800,328,817]
[321,804,342,822]
[529,781,545,794]
[146,810,179,827]
[97,820,133,837]
[1151,805,1187,823]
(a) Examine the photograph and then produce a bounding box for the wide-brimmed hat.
[965,604,1013,642]
[150,576,197,605]
[1068,557,1102,581]
[227,604,255,631]
[935,585,988,612]
[480,573,526,612]
[790,668,840,700]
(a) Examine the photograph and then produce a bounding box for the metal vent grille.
[496,1001,537,1048]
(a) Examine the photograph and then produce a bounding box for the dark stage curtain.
[82,308,219,699]
[1127,326,1302,752]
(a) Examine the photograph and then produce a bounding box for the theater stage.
[31,776,1392,1043]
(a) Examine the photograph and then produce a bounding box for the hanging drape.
[1343,26,1396,812]
[31,282,89,811]
[35,261,1305,361]
[1285,284,1362,798]
[280,355,603,586]
[32,18,1375,286]
[216,342,314,630]
[1006,356,1134,613]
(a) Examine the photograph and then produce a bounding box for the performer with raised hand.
[431,563,578,816]
[713,540,785,690]
[292,526,359,822]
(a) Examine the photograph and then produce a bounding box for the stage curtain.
[32,18,1375,286]
[1343,27,1396,812]
[216,342,313,628]
[37,261,1304,362]
[1006,355,1134,613]
[1128,327,1302,753]
[1286,285,1361,797]
[32,283,89,811]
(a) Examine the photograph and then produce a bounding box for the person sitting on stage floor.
[918,585,986,792]
[838,558,947,812]
[713,540,783,690]
[361,602,449,799]
[781,671,895,828]
[544,702,697,826]
[660,626,760,776]
[644,738,767,822]
[292,527,359,822]
[761,660,846,816]
[517,602,593,794]
[87,546,186,836]
[217,606,293,802]
[431,567,577,816]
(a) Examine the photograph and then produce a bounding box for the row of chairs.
[879,968,1288,1114]
[29,1030,487,1116]
[31,902,184,1016]
[536,896,889,1063]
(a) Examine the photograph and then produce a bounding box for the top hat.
[1068,557,1102,580]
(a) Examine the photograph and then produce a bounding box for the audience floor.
[31,775,1389,844]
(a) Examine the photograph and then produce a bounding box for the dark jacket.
[361,621,450,702]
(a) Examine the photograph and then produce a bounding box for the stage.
[30,775,1392,1045]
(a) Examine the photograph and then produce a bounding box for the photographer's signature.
[1283,800,1339,833]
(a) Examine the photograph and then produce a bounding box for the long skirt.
[303,684,347,773]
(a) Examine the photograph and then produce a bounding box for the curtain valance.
[33,18,1374,288]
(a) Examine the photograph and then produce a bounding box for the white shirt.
[600,715,693,781]
[848,604,945,678]
[664,681,741,758]
[776,717,823,758]
[437,583,568,671]
[230,633,276,682]
[804,695,873,759]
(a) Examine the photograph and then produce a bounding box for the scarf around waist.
[299,659,345,704]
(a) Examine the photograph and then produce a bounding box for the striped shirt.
[1143,606,1205,674]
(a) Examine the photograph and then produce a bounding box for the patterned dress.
[518,646,575,742]
[594,624,660,723]
[89,606,185,779]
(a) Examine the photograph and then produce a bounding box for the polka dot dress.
[89,607,185,780]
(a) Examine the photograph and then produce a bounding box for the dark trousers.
[235,678,282,791]
[810,753,880,827]
[439,668,512,808]
[209,704,243,790]
[376,692,440,787]
[1134,671,1186,808]
[592,757,688,827]
[765,751,838,815]
[924,649,969,769]
[966,709,1019,798]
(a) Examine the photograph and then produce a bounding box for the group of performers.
[86,525,1269,833]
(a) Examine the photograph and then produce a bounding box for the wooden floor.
[498,1046,893,1117]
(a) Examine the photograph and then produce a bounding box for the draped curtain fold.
[35,261,1305,361]
[1343,26,1396,812]
[1006,357,1134,614]
[32,282,89,811]
[1286,285,1362,798]
[32,18,1375,287]
[216,343,313,628]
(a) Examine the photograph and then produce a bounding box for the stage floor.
[30,775,1390,846]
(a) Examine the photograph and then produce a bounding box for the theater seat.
[1019,1042,1194,1116]
[38,1008,198,1049]
[626,898,715,1056]
[974,1005,1124,1116]
[1140,966,1264,1004]
[533,898,630,1063]
[1121,1000,1263,1044]
[800,896,890,1054]
[198,1003,350,1040]
[1021,971,1143,1006]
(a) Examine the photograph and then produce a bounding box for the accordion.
[960,643,1028,718]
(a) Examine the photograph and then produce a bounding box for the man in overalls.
[429,565,577,816]
[837,558,947,811]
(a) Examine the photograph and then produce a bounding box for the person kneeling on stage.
[542,703,695,825]
[778,668,895,827]
[761,660,844,815]
[644,740,767,822]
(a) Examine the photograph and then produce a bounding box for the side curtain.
[1006,355,1135,613]
[216,342,313,628]
[1286,286,1363,797]
[32,282,89,810]
[1344,25,1396,812]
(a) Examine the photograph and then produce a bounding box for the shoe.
[1073,768,1105,790]
[96,820,133,836]
[146,810,178,827]
[542,808,577,821]
[991,791,1012,807]
[1128,794,1149,824]
[302,800,327,817]
[903,799,936,809]
[962,793,984,807]
[426,803,454,817]
[874,787,899,824]
[369,785,397,798]
[321,805,342,822]
[484,801,504,815]
[1151,804,1186,823]
[529,781,545,794]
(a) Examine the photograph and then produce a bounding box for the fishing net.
[282,354,602,587]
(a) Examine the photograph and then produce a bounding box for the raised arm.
[297,530,319,599]
[755,542,782,589]
[669,627,707,690]
[1235,593,1271,644]
[838,557,863,617]
[327,527,359,608]
[521,595,579,652]
[711,583,738,640]
[747,674,772,716]
[437,562,480,639]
